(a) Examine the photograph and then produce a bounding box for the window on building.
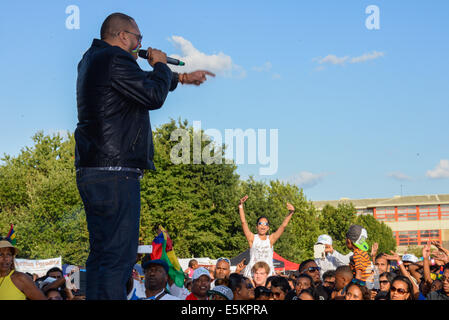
[397,206,417,221]
[419,205,439,220]
[397,231,418,246]
[419,230,441,245]
[375,207,396,222]
[441,204,449,220]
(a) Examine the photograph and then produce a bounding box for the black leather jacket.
[75,39,178,170]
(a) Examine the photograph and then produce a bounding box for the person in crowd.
[374,290,390,300]
[292,273,314,299]
[332,265,353,300]
[45,288,64,300]
[383,251,420,298]
[228,273,254,300]
[378,271,395,293]
[243,276,255,300]
[185,259,199,279]
[374,253,392,274]
[314,234,352,277]
[322,270,336,293]
[211,257,231,289]
[345,225,371,284]
[265,275,276,289]
[238,195,295,278]
[426,263,449,300]
[207,285,234,300]
[254,286,272,300]
[251,261,270,287]
[430,279,442,293]
[296,287,317,300]
[185,267,211,300]
[345,282,370,300]
[269,276,290,300]
[298,259,328,300]
[41,267,75,300]
[390,275,415,300]
[0,240,46,300]
[141,259,180,300]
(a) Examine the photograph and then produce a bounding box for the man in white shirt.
[141,259,180,300]
[314,234,352,278]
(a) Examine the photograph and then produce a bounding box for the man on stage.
[74,12,214,300]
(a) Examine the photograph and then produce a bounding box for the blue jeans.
[76,168,141,300]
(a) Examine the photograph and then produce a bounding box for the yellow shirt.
[0,270,27,300]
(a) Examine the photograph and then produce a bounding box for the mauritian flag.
[150,226,185,287]
[5,224,16,245]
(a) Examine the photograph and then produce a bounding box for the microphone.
[138,49,185,66]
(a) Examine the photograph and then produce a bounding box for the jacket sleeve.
[145,71,179,92]
[110,52,173,110]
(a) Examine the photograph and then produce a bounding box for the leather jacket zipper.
[131,127,142,151]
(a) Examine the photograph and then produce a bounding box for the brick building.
[313,194,449,252]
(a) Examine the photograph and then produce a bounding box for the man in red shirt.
[185,267,211,300]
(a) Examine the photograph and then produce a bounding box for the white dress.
[243,234,275,278]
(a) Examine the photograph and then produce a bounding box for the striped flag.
[150,226,185,287]
[5,224,16,245]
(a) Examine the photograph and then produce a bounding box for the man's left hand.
[180,70,216,86]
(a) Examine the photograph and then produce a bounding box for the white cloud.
[315,51,385,66]
[167,35,245,78]
[350,51,385,64]
[426,160,449,179]
[387,171,412,181]
[284,171,330,189]
[252,61,272,72]
[272,73,281,80]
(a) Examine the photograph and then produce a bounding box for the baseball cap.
[142,259,169,274]
[192,267,211,281]
[402,254,419,263]
[207,285,234,300]
[346,225,369,252]
[316,234,332,245]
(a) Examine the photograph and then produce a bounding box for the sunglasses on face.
[390,286,408,295]
[258,222,269,226]
[306,267,321,273]
[272,291,282,298]
[379,280,390,285]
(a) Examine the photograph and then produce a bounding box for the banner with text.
[15,257,62,277]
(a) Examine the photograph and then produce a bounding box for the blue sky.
[1,0,448,201]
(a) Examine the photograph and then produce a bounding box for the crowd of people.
[122,223,449,301]
[1,225,449,301]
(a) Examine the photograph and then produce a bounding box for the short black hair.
[228,273,245,292]
[322,270,336,280]
[46,267,63,277]
[100,13,135,40]
[295,273,314,287]
[298,259,315,273]
[270,276,291,294]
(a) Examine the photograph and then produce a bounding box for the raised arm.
[384,251,420,299]
[270,203,295,246]
[238,195,254,247]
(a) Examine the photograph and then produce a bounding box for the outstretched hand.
[286,202,295,213]
[181,70,216,86]
[239,195,249,205]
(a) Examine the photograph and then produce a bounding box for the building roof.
[312,194,449,210]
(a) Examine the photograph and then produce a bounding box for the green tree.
[355,214,396,255]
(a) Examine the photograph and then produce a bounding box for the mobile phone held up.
[314,244,326,260]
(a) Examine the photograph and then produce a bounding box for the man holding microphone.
[75,12,214,300]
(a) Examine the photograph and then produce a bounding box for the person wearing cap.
[207,285,234,300]
[185,267,211,300]
[141,259,180,300]
[314,234,352,277]
[0,240,46,300]
[345,225,372,285]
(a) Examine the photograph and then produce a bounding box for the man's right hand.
[146,47,167,67]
